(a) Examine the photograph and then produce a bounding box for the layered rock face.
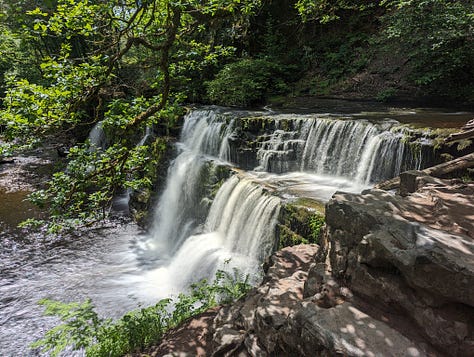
[321,177,474,356]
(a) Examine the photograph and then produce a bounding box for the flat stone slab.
[284,302,428,357]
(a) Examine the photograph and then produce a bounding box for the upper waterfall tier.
[183,107,431,184]
[254,115,423,184]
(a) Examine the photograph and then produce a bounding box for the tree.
[294,0,474,99]
[295,0,376,23]
[381,0,474,96]
[0,0,262,232]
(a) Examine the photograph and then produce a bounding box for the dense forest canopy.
[0,0,472,231]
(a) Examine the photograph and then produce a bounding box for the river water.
[0,102,471,356]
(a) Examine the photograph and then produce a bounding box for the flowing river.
[0,101,471,355]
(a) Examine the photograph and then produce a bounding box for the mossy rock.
[277,201,325,249]
[238,116,276,134]
[198,162,235,220]
[129,136,175,228]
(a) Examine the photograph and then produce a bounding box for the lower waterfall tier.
[133,175,281,299]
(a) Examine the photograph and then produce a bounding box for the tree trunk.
[445,128,474,142]
[375,152,474,190]
[445,119,474,142]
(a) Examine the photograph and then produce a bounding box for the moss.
[293,197,325,214]
[129,136,174,227]
[277,224,308,249]
[204,163,234,201]
[457,139,472,152]
[239,116,275,133]
[132,209,148,225]
[197,162,235,221]
[277,201,325,249]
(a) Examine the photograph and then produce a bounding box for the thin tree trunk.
[445,128,474,142]
[375,152,474,190]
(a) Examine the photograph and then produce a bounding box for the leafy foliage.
[206,58,288,106]
[21,142,156,233]
[294,0,473,99]
[309,213,325,242]
[295,0,375,23]
[0,0,262,230]
[380,0,474,96]
[31,267,251,357]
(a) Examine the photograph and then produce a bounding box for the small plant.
[376,88,397,102]
[31,266,251,357]
[309,213,325,243]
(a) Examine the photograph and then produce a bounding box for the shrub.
[31,267,251,357]
[205,58,287,107]
[381,0,474,97]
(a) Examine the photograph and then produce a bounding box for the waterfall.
[144,175,280,294]
[255,115,419,183]
[88,121,107,150]
[354,131,406,184]
[205,175,280,261]
[137,126,152,147]
[147,108,426,264]
[139,107,427,299]
[140,108,281,297]
[149,109,238,256]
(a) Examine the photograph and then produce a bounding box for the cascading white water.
[205,175,280,261]
[134,108,282,297]
[149,109,238,256]
[88,121,107,150]
[354,131,406,184]
[256,115,417,183]
[255,117,306,173]
[142,175,280,295]
[139,107,425,298]
[137,126,152,147]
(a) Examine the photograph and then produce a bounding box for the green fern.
[31,265,251,357]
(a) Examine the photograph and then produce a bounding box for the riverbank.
[0,151,149,356]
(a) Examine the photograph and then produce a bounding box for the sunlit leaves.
[22,141,157,233]
[32,266,251,356]
[1,0,264,230]
[381,0,473,89]
[1,57,107,144]
[295,0,373,23]
[206,58,288,106]
[28,0,104,39]
[30,298,101,357]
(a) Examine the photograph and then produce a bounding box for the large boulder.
[210,244,435,356]
[321,179,474,356]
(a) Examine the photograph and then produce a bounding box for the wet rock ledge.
[138,176,473,357]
